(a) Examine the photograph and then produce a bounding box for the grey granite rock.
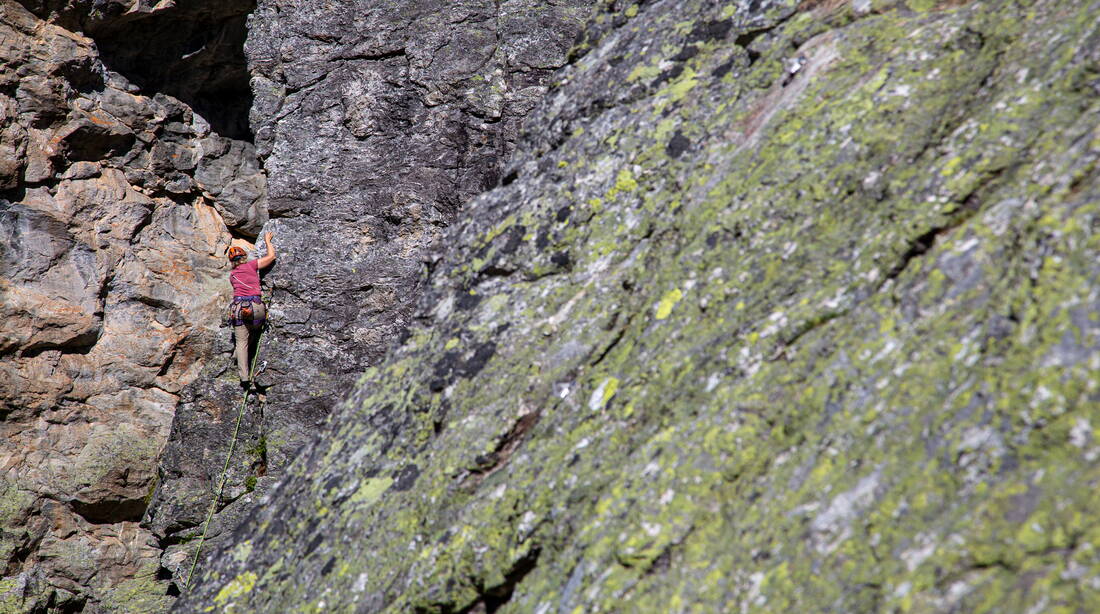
[173,0,1100,612]
[8,0,1100,611]
[143,0,594,592]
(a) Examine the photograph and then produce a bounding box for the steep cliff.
[6,0,1100,611]
[175,0,1100,612]
[1,0,595,610]
[144,0,594,591]
[0,0,260,611]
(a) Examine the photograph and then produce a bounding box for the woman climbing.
[226,231,276,390]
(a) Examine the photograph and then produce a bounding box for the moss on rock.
[176,0,1100,612]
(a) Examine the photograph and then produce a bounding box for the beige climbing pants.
[234,325,253,381]
[233,301,266,381]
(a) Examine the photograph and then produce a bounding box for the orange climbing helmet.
[227,246,247,262]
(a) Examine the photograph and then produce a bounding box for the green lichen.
[214,571,258,609]
[182,1,1100,612]
[96,564,174,614]
[607,168,639,199]
[231,540,253,563]
[246,436,267,458]
[654,288,683,320]
[0,577,26,614]
[350,477,393,507]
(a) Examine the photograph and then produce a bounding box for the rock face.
[242,0,597,450]
[0,1,261,611]
[144,0,596,588]
[175,0,1100,612]
[18,0,256,139]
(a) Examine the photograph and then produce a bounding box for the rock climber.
[226,231,276,390]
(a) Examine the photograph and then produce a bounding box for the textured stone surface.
[15,0,257,139]
[244,0,596,436]
[175,0,1100,612]
[0,1,261,610]
[145,0,595,587]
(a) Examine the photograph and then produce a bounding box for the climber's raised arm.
[257,231,276,269]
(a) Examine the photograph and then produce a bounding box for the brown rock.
[0,1,263,610]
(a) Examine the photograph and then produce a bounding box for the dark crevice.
[455,546,542,614]
[0,186,27,206]
[163,570,181,597]
[590,321,630,367]
[640,542,676,577]
[735,28,769,62]
[771,200,983,359]
[127,208,155,245]
[88,2,257,140]
[483,547,541,613]
[777,309,844,351]
[71,497,148,524]
[884,224,949,281]
[226,222,263,245]
[132,294,179,311]
[18,330,100,358]
[463,409,543,490]
[47,593,88,614]
[477,264,516,278]
[157,526,201,549]
[884,164,1009,284]
[766,155,1012,359]
[157,350,177,377]
[336,48,408,63]
[3,533,38,577]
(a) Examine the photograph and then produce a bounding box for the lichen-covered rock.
[145,0,596,585]
[176,0,1100,612]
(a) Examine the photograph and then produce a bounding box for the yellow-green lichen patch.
[627,61,662,83]
[588,377,620,411]
[654,288,683,320]
[607,168,639,200]
[655,68,700,111]
[231,540,253,563]
[95,563,174,614]
[213,571,257,608]
[0,577,32,614]
[350,477,393,507]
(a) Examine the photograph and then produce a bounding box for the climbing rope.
[184,323,267,589]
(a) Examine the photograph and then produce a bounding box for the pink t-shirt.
[230,260,261,297]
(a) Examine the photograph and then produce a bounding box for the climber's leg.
[234,324,251,383]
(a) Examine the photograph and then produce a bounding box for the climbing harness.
[224,295,266,328]
[184,323,268,589]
